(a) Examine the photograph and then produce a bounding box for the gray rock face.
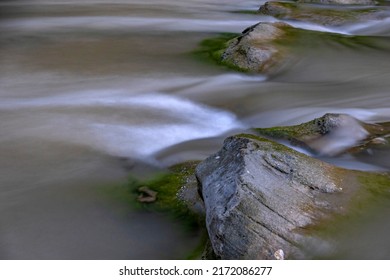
[221,22,291,73]
[196,135,350,259]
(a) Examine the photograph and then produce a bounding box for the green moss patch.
[127,161,209,259]
[126,161,202,231]
[192,33,249,72]
[252,115,326,145]
[97,161,209,259]
[230,10,261,15]
[193,33,236,61]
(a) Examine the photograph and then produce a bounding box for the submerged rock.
[128,161,204,226]
[259,1,384,26]
[221,22,292,73]
[254,113,390,156]
[195,134,390,259]
[297,0,377,5]
[137,186,158,203]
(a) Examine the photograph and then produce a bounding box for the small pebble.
[137,186,158,203]
[274,249,284,260]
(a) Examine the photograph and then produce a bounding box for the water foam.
[0,90,243,158]
[282,20,350,35]
[343,16,390,36]
[176,73,266,96]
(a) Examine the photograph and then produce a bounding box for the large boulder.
[221,22,292,73]
[195,134,390,259]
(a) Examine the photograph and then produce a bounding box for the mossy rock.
[192,33,245,72]
[259,1,383,26]
[220,22,294,74]
[194,20,382,74]
[254,113,390,155]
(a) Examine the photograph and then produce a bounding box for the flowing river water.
[0,0,390,259]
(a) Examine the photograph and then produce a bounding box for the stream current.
[0,0,390,259]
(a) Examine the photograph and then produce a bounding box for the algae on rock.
[128,161,204,230]
[220,22,293,73]
[254,113,390,156]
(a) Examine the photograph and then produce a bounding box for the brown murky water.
[0,0,389,259]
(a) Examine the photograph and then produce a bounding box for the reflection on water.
[0,0,390,259]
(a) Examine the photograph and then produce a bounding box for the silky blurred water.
[0,0,389,259]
